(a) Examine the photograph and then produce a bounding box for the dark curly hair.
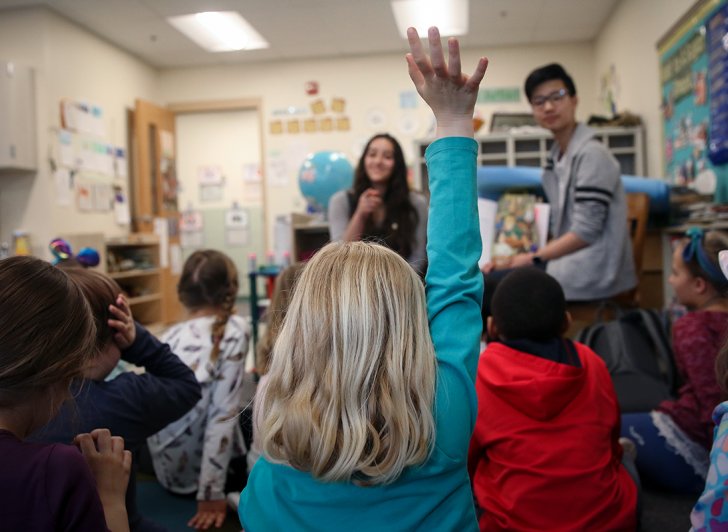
[350,134,419,260]
[491,267,567,342]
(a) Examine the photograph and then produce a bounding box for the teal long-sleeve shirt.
[239,137,483,531]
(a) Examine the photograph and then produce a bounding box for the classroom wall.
[593,0,697,178]
[0,1,700,257]
[158,42,596,248]
[0,7,159,257]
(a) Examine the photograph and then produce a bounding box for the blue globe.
[298,151,353,216]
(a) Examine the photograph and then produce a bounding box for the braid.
[209,288,236,363]
[179,250,240,364]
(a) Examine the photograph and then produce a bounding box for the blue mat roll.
[476,166,670,214]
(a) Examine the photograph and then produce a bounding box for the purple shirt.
[0,430,109,531]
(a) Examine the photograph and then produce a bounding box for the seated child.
[34,264,202,532]
[247,262,304,469]
[239,27,487,530]
[622,228,728,493]
[468,267,638,531]
[0,256,131,532]
[148,249,251,531]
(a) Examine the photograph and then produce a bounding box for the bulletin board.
[658,0,728,202]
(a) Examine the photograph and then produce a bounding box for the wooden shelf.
[128,294,162,305]
[107,234,165,326]
[108,268,161,280]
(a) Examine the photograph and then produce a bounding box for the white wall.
[158,42,596,247]
[593,0,696,177]
[0,7,159,257]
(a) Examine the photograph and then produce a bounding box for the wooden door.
[131,99,182,324]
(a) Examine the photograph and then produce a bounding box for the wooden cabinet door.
[131,99,182,324]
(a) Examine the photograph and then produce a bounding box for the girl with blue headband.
[621,228,728,494]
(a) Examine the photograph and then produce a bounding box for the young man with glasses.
[485,63,636,303]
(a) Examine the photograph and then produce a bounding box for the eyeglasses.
[530,88,568,108]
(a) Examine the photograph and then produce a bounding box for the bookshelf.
[414,126,645,194]
[105,233,164,328]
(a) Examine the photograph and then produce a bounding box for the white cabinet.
[0,62,36,171]
[414,126,645,194]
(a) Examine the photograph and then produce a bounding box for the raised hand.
[108,293,136,350]
[406,26,488,138]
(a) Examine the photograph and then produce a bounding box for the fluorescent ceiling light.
[391,0,469,39]
[168,11,269,52]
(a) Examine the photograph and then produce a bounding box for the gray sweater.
[543,123,637,301]
[328,189,428,274]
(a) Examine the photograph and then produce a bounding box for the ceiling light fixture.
[168,11,269,52]
[390,0,469,39]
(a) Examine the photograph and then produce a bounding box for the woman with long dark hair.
[328,133,427,274]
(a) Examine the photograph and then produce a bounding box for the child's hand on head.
[108,294,135,350]
[405,26,488,138]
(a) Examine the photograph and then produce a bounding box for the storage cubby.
[106,233,163,327]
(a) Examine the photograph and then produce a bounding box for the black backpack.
[574,308,678,413]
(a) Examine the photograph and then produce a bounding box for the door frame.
[167,98,268,250]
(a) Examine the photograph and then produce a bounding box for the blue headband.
[683,227,727,286]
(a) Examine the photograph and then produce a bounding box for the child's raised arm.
[406,27,488,139]
[407,27,486,456]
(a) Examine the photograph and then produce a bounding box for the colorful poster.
[659,0,728,200]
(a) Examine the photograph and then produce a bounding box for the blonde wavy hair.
[258,241,436,485]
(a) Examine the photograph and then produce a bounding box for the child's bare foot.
[619,437,637,461]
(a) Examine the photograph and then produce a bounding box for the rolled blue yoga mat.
[476,166,670,214]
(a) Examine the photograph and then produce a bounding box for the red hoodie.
[468,341,637,531]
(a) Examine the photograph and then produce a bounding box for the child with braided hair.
[148,250,251,531]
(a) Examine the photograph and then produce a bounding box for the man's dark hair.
[524,63,577,102]
[491,267,566,342]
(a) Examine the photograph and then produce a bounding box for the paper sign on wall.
[225,207,250,247]
[180,210,205,247]
[77,182,94,211]
[242,163,261,183]
[114,187,130,225]
[58,130,75,167]
[197,165,224,186]
[94,184,113,211]
[180,211,203,232]
[115,148,128,179]
[54,168,72,206]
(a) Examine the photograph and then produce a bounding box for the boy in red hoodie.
[468,268,639,531]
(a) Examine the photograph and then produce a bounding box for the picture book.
[478,193,549,268]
